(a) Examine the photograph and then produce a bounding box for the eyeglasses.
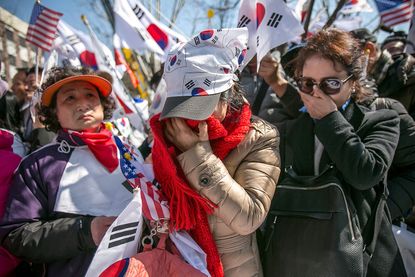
[296,74,353,95]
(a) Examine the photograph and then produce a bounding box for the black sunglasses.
[296,74,354,95]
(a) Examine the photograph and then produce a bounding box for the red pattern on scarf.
[150,104,251,277]
[68,124,118,173]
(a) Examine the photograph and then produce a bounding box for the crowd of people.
[0,26,414,277]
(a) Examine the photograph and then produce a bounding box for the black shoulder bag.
[262,126,387,277]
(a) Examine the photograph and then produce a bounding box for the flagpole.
[323,0,348,29]
[35,47,40,85]
[34,0,41,86]
[81,15,149,133]
[302,0,315,41]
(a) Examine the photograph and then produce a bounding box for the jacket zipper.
[265,215,278,252]
[277,183,356,241]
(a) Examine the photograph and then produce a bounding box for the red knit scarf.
[67,124,118,173]
[150,104,251,277]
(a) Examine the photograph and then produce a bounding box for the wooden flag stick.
[323,0,348,29]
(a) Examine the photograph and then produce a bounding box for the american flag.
[374,0,413,28]
[26,2,63,51]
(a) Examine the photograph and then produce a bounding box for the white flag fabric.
[237,0,257,70]
[114,0,186,60]
[340,0,373,14]
[236,0,304,71]
[127,0,187,52]
[294,0,311,22]
[334,16,363,31]
[256,0,304,70]
[114,0,164,57]
[85,190,144,277]
[406,12,415,54]
[47,35,82,67]
[170,231,210,277]
[57,20,108,71]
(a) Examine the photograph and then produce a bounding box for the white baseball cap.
[160,28,248,120]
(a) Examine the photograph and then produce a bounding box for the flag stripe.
[375,0,413,28]
[38,16,59,28]
[36,19,57,33]
[380,2,411,16]
[382,11,412,22]
[25,39,49,51]
[109,229,137,240]
[26,36,52,49]
[146,181,165,219]
[112,221,139,231]
[140,190,153,220]
[26,2,62,51]
[42,6,63,16]
[27,26,55,41]
[40,11,60,22]
[108,236,135,248]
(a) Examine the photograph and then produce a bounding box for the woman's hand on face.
[165,118,209,152]
[300,88,338,120]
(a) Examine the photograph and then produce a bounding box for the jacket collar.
[56,129,86,146]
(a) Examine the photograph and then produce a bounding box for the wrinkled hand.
[91,216,117,246]
[258,54,279,86]
[165,118,208,152]
[299,88,338,120]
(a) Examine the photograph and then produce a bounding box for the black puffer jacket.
[369,98,415,220]
[372,52,415,119]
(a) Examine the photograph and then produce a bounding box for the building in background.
[0,7,42,84]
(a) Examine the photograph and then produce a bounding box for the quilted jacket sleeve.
[177,119,281,235]
[0,155,96,263]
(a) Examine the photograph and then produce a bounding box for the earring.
[351,85,356,95]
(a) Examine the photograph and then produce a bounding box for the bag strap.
[251,79,270,116]
[361,178,388,257]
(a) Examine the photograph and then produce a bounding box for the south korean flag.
[85,190,144,277]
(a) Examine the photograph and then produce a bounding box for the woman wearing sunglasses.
[262,28,407,277]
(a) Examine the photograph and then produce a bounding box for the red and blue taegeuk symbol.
[147,24,169,50]
[222,67,230,74]
[169,55,177,66]
[79,50,98,71]
[238,48,247,65]
[192,87,208,96]
[199,29,214,40]
[256,3,265,29]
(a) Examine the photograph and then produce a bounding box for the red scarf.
[150,104,251,277]
[68,124,118,173]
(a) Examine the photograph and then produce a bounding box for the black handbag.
[262,125,387,277]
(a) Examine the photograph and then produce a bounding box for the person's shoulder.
[250,116,278,136]
[246,116,280,150]
[19,141,61,167]
[361,104,400,125]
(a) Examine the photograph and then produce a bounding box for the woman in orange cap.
[0,66,136,276]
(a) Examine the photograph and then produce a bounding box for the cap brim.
[41,75,112,107]
[160,93,221,120]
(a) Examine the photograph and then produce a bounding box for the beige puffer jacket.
[177,117,281,277]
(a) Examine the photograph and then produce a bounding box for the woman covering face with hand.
[263,28,406,277]
[150,28,281,277]
[0,67,140,276]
